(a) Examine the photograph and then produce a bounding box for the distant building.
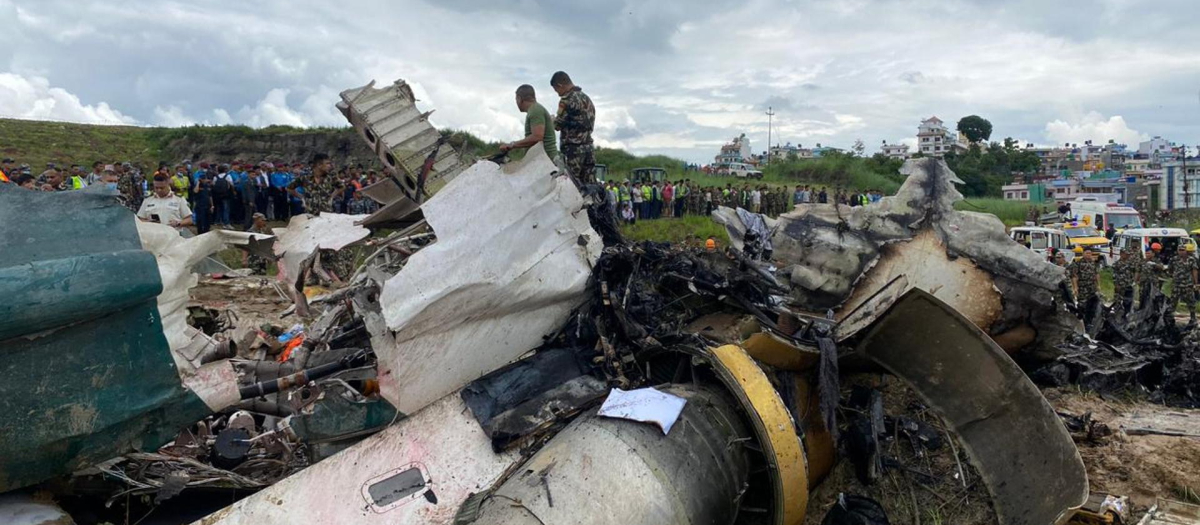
[1002,183,1032,201]
[810,143,843,158]
[1138,136,1172,158]
[880,141,910,160]
[1125,158,1151,175]
[916,116,964,157]
[715,134,752,166]
[1159,158,1200,210]
[769,142,811,161]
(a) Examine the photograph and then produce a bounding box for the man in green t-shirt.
[499,84,559,160]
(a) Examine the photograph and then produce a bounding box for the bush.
[763,154,902,194]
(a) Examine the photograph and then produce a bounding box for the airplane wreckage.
[2,79,1197,525]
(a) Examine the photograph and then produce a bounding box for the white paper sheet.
[598,387,688,435]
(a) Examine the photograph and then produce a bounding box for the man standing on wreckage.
[550,70,597,185]
[499,77,621,243]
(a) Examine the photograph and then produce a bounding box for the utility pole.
[1183,143,1189,210]
[765,106,775,166]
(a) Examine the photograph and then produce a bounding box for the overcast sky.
[1,0,1198,163]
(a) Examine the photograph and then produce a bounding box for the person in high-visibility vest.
[69,171,87,189]
[0,157,14,183]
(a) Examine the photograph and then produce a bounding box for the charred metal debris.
[1033,287,1200,408]
[8,79,1200,525]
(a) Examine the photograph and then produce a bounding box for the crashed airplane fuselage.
[715,157,1079,360]
[1,76,1095,525]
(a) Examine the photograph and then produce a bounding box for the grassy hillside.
[0,117,503,170]
[0,119,163,169]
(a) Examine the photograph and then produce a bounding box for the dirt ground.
[190,274,292,331]
[1044,388,1200,512]
[804,377,1200,524]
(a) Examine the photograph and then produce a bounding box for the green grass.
[955,198,1033,226]
[762,155,904,194]
[619,215,727,244]
[595,149,905,195]
[0,118,165,169]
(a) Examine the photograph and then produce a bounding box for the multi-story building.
[880,141,910,160]
[1138,136,1172,158]
[1159,158,1200,210]
[917,116,949,157]
[915,116,966,157]
[769,142,813,161]
[715,134,753,166]
[1125,158,1151,175]
[1101,142,1128,172]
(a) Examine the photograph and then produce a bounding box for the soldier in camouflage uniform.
[116,170,143,212]
[551,72,597,184]
[288,153,337,215]
[1139,246,1166,307]
[1169,244,1198,323]
[290,154,353,282]
[1111,247,1140,312]
[1070,248,1102,326]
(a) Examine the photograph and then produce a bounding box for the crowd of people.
[5,69,893,236]
[601,179,887,223]
[0,155,383,234]
[1053,243,1198,329]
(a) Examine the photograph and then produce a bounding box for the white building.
[1159,159,1200,210]
[1002,183,1031,201]
[880,141,910,160]
[770,142,813,161]
[1138,136,1171,157]
[916,116,964,157]
[715,134,753,166]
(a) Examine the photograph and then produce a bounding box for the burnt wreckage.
[7,77,1196,525]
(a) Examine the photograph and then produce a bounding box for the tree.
[852,139,866,157]
[956,115,993,143]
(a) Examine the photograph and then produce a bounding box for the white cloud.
[153,105,194,127]
[211,109,233,125]
[0,72,134,124]
[3,0,1199,163]
[234,88,308,128]
[1043,112,1149,147]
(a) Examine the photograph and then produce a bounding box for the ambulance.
[1068,199,1143,231]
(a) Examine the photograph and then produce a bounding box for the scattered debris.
[7,79,1200,525]
[1137,498,1200,525]
[820,494,890,525]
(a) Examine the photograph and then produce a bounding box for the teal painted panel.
[0,185,212,491]
[288,387,400,444]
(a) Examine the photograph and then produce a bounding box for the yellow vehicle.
[1061,225,1112,265]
